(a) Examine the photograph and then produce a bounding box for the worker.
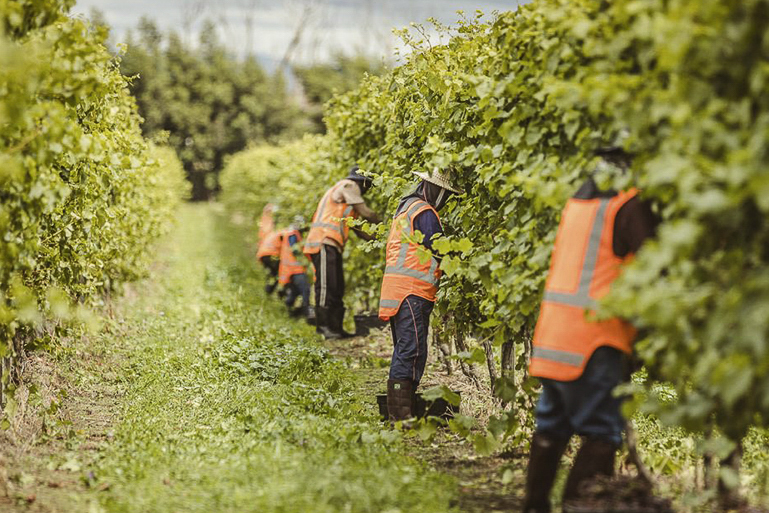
[522,146,659,513]
[378,168,462,422]
[278,217,310,317]
[256,229,282,295]
[304,165,381,339]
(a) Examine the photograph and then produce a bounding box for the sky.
[71,0,523,69]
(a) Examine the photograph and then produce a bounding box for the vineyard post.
[454,330,482,389]
[482,339,498,396]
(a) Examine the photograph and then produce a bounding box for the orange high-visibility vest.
[256,231,282,259]
[278,229,306,285]
[378,198,442,320]
[530,189,639,382]
[258,205,275,243]
[303,181,357,255]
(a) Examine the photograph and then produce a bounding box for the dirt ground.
[0,336,123,512]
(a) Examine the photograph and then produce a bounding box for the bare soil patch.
[0,324,126,512]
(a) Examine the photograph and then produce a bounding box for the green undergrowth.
[84,203,456,513]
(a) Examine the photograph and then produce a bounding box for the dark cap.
[347,165,373,192]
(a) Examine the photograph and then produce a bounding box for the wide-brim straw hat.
[413,168,463,194]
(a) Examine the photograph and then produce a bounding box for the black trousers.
[259,256,279,288]
[259,256,279,275]
[310,244,344,309]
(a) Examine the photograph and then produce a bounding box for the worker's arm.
[613,197,660,257]
[352,226,375,241]
[412,210,443,261]
[352,202,381,224]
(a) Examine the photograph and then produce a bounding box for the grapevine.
[0,0,188,407]
[221,0,769,455]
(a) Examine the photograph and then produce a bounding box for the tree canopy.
[121,18,307,200]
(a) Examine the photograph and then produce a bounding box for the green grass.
[83,204,457,513]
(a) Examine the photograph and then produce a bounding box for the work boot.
[315,306,329,335]
[522,432,569,513]
[289,305,306,318]
[562,437,617,503]
[305,305,316,326]
[325,306,355,339]
[387,379,414,423]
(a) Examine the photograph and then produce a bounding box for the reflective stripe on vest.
[541,198,610,309]
[383,199,440,286]
[529,189,638,381]
[303,182,356,255]
[378,198,442,320]
[278,229,305,285]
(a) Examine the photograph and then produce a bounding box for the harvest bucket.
[376,391,461,421]
[354,314,389,336]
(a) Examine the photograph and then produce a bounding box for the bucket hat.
[413,167,462,194]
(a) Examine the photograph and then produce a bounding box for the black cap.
[347,165,373,192]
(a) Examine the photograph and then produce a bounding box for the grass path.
[86,203,463,512]
[0,203,464,512]
[0,202,526,513]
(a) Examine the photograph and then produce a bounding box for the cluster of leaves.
[221,0,769,451]
[0,1,188,403]
[121,17,310,200]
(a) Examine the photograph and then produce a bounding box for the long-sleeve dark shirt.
[395,183,444,252]
[412,209,443,252]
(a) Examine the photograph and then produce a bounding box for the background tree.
[293,53,387,133]
[121,17,307,200]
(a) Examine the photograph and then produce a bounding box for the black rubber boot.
[289,305,306,318]
[315,306,329,335]
[522,432,569,513]
[387,379,414,423]
[326,306,355,339]
[305,305,316,326]
[562,437,617,503]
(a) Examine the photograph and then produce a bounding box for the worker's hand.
[352,227,375,241]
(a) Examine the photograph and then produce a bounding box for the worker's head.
[413,168,462,211]
[291,215,308,232]
[347,165,373,194]
[595,129,633,170]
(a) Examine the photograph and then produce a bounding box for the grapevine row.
[0,1,188,408]
[221,0,769,449]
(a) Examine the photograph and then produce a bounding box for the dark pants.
[534,346,627,446]
[310,244,344,309]
[389,295,434,386]
[285,273,310,309]
[260,256,279,290]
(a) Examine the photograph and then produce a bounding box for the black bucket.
[354,314,389,336]
[376,391,460,421]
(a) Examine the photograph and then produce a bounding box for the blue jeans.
[284,273,310,309]
[534,346,627,446]
[388,295,434,386]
